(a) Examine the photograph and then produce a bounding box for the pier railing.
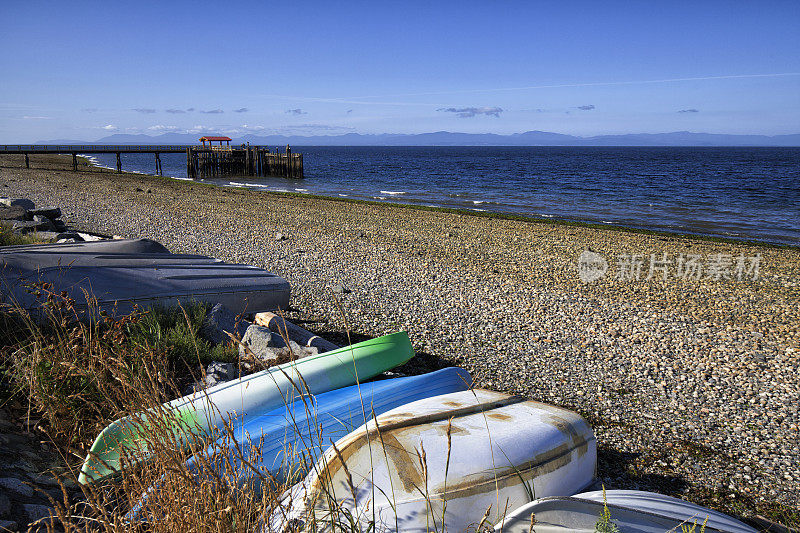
[0,145,189,153]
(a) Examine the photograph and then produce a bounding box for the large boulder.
[28,207,61,220]
[202,303,251,345]
[0,198,34,210]
[0,205,27,221]
[32,215,56,231]
[11,220,49,233]
[239,324,318,365]
[239,325,279,359]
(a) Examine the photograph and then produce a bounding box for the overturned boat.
[0,238,290,315]
[493,490,758,533]
[128,368,473,521]
[274,389,596,532]
[79,331,415,484]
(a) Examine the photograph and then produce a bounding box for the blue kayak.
[129,367,472,519]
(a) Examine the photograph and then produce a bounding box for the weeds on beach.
[0,290,280,531]
[0,222,48,246]
[594,485,620,533]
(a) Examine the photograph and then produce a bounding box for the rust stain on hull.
[429,437,594,501]
[304,390,595,520]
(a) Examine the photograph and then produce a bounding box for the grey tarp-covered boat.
[0,238,290,315]
[494,490,758,533]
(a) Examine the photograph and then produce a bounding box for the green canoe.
[78,331,414,484]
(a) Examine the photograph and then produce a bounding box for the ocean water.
[87,146,800,245]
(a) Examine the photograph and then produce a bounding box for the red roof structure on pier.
[199,136,232,142]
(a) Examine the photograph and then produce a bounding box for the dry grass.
[0,288,275,532]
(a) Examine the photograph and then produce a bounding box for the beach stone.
[332,284,351,294]
[56,232,82,241]
[205,361,239,387]
[11,220,45,233]
[32,215,56,231]
[0,205,27,221]
[24,503,52,522]
[0,198,34,210]
[239,325,279,357]
[202,303,251,345]
[275,232,286,241]
[238,325,317,364]
[52,218,67,231]
[32,231,60,241]
[0,477,33,497]
[29,207,61,220]
[76,232,104,242]
[25,473,59,488]
[261,340,316,364]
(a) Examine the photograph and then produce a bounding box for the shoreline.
[32,154,800,250]
[1,154,799,524]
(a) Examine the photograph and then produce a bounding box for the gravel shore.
[2,155,798,523]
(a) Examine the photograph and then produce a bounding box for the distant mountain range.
[36,130,800,146]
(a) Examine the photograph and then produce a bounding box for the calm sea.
[87,146,800,245]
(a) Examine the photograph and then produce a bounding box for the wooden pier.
[186,145,303,179]
[0,143,304,179]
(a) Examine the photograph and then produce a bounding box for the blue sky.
[1,1,798,142]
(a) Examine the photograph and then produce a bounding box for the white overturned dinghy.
[0,238,290,315]
[493,490,758,533]
[273,389,596,533]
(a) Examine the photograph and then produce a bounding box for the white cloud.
[102,124,118,131]
[147,125,182,132]
[22,115,53,120]
[187,125,218,134]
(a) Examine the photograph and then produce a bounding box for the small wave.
[79,154,113,171]
[229,182,246,187]
[538,213,554,218]
[472,208,486,212]
[380,190,406,195]
[173,176,193,181]
[295,188,309,192]
[374,196,387,200]
[338,194,349,197]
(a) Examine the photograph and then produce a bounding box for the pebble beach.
[2,154,799,522]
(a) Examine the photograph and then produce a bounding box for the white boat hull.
[494,490,758,533]
[274,389,596,532]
